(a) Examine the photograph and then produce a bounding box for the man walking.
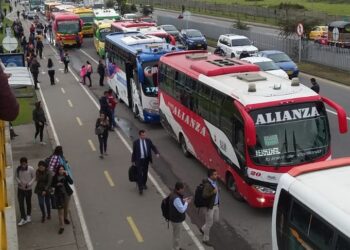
[99,90,112,128]
[16,157,35,226]
[107,89,117,129]
[169,182,191,250]
[30,57,40,89]
[200,169,219,247]
[131,130,159,195]
[310,78,320,93]
[97,59,106,86]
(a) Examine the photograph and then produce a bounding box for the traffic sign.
[2,37,18,52]
[333,27,339,41]
[296,23,304,36]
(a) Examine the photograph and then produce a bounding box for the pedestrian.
[99,90,112,127]
[32,101,46,144]
[80,65,86,84]
[47,58,55,85]
[51,165,73,234]
[43,24,47,39]
[36,34,44,59]
[169,182,191,250]
[47,21,53,42]
[85,61,93,87]
[63,51,69,73]
[16,10,20,19]
[48,146,66,173]
[29,23,35,39]
[97,59,105,86]
[30,56,40,89]
[310,78,320,93]
[34,160,52,223]
[200,169,220,247]
[57,39,64,61]
[107,89,117,129]
[16,157,35,226]
[95,112,109,159]
[131,129,160,195]
[20,35,27,54]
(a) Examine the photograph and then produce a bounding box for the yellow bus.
[93,19,114,58]
[71,7,94,37]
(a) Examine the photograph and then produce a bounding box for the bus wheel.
[226,173,243,201]
[179,134,191,157]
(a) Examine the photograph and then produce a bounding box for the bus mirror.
[234,101,256,146]
[322,96,348,134]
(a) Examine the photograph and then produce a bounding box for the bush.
[233,18,250,30]
[277,3,306,10]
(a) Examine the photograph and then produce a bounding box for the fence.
[157,15,350,71]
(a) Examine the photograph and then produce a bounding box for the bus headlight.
[252,185,275,194]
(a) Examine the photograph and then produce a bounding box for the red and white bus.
[158,51,348,208]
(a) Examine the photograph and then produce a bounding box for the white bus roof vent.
[248,83,256,92]
[209,58,236,67]
[291,77,300,86]
[185,53,208,60]
[121,35,163,45]
[236,72,267,82]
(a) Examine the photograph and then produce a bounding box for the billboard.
[0,53,25,67]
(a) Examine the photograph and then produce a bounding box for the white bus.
[272,157,350,249]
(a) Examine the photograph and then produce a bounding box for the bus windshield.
[249,102,330,166]
[99,28,111,41]
[80,15,94,24]
[142,61,159,97]
[57,20,80,34]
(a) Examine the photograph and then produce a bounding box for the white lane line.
[61,87,65,94]
[46,40,94,250]
[76,117,83,126]
[104,171,115,187]
[88,139,96,152]
[74,61,205,250]
[80,49,99,64]
[67,99,73,107]
[41,71,46,75]
[56,77,60,83]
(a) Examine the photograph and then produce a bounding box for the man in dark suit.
[131,130,159,195]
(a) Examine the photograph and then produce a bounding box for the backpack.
[194,180,209,208]
[161,195,171,222]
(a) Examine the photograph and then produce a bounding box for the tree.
[105,0,114,8]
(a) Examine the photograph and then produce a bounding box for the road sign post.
[296,23,304,63]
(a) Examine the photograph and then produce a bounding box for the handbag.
[95,125,104,135]
[128,165,137,182]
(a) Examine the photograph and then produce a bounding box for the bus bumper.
[142,110,160,123]
[245,184,275,208]
[82,29,93,37]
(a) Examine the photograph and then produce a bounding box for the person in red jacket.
[107,89,117,129]
[0,63,19,121]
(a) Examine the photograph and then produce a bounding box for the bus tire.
[179,134,191,157]
[226,173,243,201]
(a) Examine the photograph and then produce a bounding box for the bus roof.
[328,21,350,28]
[72,7,93,14]
[93,8,119,18]
[137,26,168,37]
[44,2,61,6]
[283,158,350,237]
[111,20,156,30]
[106,32,178,58]
[94,19,115,28]
[54,4,76,12]
[160,51,319,107]
[52,12,80,20]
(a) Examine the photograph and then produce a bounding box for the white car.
[241,56,289,79]
[217,34,258,58]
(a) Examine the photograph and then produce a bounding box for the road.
[24,10,350,250]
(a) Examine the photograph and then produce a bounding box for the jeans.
[18,189,32,220]
[98,133,108,155]
[48,70,55,85]
[64,62,69,73]
[108,109,116,128]
[136,159,149,191]
[36,47,43,59]
[32,71,39,89]
[99,73,104,86]
[37,194,50,218]
[34,122,44,142]
[84,72,92,86]
[201,205,220,241]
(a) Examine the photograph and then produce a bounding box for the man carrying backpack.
[200,169,219,247]
[163,182,191,250]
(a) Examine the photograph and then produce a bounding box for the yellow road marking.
[104,171,115,187]
[67,99,73,107]
[76,117,83,126]
[88,140,96,152]
[126,216,144,243]
[61,87,65,94]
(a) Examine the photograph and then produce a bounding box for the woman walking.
[47,58,55,85]
[51,165,73,234]
[85,61,93,87]
[80,65,86,85]
[32,101,46,144]
[48,146,67,173]
[63,51,70,73]
[34,161,52,223]
[95,112,109,159]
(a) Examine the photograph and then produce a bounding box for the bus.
[328,21,350,48]
[44,2,61,20]
[93,19,114,58]
[272,157,350,250]
[105,32,179,122]
[52,12,83,47]
[93,8,121,21]
[158,50,348,207]
[29,0,41,11]
[71,7,94,37]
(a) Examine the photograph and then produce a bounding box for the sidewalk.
[11,125,86,250]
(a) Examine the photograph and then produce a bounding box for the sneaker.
[40,141,46,145]
[18,219,27,226]
[99,155,104,159]
[26,215,31,223]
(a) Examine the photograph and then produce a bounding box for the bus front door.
[125,62,133,109]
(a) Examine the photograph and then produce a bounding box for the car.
[309,26,328,40]
[241,56,289,79]
[159,25,180,40]
[257,50,299,79]
[27,10,37,20]
[179,29,207,50]
[217,34,258,58]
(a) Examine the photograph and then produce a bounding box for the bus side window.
[275,189,292,250]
